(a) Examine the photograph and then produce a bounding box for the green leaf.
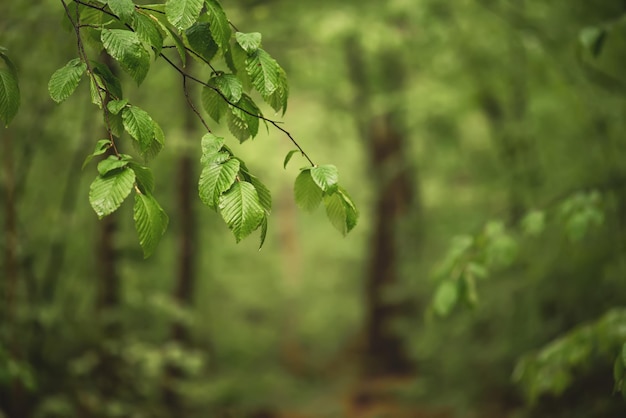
[248,175,271,215]
[310,164,339,192]
[205,0,231,52]
[107,0,135,23]
[259,216,268,249]
[235,32,262,53]
[107,99,128,115]
[185,22,219,62]
[199,158,240,209]
[129,162,155,194]
[82,139,112,169]
[266,65,289,114]
[218,181,265,242]
[200,133,226,162]
[89,168,135,218]
[246,49,280,97]
[91,60,123,99]
[122,105,155,154]
[522,210,545,237]
[214,73,243,102]
[164,25,187,67]
[134,193,169,258]
[230,43,251,90]
[133,11,164,53]
[227,94,260,142]
[101,29,150,85]
[201,82,227,122]
[48,58,86,103]
[142,120,165,160]
[0,56,20,126]
[433,281,458,316]
[283,149,299,169]
[336,186,358,233]
[97,154,131,176]
[165,0,203,31]
[324,191,348,235]
[294,169,323,211]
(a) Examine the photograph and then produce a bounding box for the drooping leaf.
[134,193,169,258]
[89,167,135,218]
[230,43,251,90]
[122,105,155,154]
[164,25,187,67]
[218,181,265,242]
[97,154,131,175]
[91,60,123,99]
[283,149,299,169]
[89,74,105,107]
[337,186,358,233]
[133,11,164,53]
[141,120,165,160]
[235,32,262,53]
[323,191,347,235]
[227,94,260,142]
[266,66,289,114]
[48,58,87,103]
[165,0,203,31]
[199,157,240,209]
[248,175,271,214]
[214,73,243,102]
[82,139,112,169]
[246,49,280,97]
[107,98,128,115]
[107,0,135,23]
[101,29,150,84]
[200,133,226,162]
[201,82,227,122]
[310,164,339,192]
[185,22,219,62]
[129,162,155,194]
[294,169,323,211]
[0,52,20,126]
[205,0,231,52]
[259,216,268,249]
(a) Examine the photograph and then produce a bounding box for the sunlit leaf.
[199,157,240,209]
[165,0,203,31]
[134,193,169,258]
[101,29,150,84]
[48,58,86,103]
[294,169,322,211]
[218,181,265,242]
[89,167,135,218]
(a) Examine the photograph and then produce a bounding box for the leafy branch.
[48,0,358,256]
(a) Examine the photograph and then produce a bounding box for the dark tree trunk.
[344,35,418,377]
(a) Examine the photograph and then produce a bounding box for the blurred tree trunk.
[344,33,418,377]
[163,60,200,414]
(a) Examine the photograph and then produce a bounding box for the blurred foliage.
[3,0,626,418]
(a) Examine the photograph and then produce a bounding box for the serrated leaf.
[0,66,19,127]
[129,162,155,194]
[200,133,226,161]
[82,139,112,169]
[122,105,155,154]
[249,175,271,214]
[89,74,105,107]
[311,164,339,192]
[164,25,187,67]
[97,154,131,175]
[142,120,165,160]
[214,73,243,102]
[199,158,240,209]
[107,98,128,115]
[133,11,164,53]
[134,193,169,258]
[91,60,123,99]
[283,149,299,169]
[231,43,251,90]
[235,32,262,53]
[101,29,150,85]
[294,169,322,211]
[48,58,87,103]
[165,0,203,30]
[108,0,135,23]
[89,168,135,218]
[266,66,288,114]
[219,181,265,242]
[227,94,260,143]
[324,191,347,235]
[337,186,358,233]
[205,0,231,52]
[185,22,219,62]
[246,49,280,97]
[433,281,458,316]
[201,82,227,122]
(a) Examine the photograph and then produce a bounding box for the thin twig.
[183,76,211,133]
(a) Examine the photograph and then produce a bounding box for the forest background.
[2,0,626,417]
